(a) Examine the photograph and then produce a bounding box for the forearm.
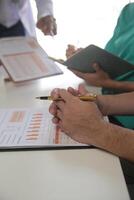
[92,121,134,162]
[97,92,134,115]
[103,79,134,92]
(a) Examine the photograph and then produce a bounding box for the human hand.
[68,84,108,116]
[71,63,112,87]
[66,44,83,59]
[49,84,90,125]
[36,15,57,36]
[49,88,104,145]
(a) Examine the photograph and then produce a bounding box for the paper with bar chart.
[0,108,85,150]
[0,37,63,82]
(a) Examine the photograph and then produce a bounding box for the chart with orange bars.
[0,108,84,149]
[0,37,63,83]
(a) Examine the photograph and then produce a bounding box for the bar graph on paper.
[0,108,83,149]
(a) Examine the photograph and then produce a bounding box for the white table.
[0,64,130,200]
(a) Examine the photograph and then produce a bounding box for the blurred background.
[30,0,131,60]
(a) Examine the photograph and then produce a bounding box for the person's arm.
[35,0,57,35]
[69,83,134,116]
[101,78,134,92]
[72,63,134,92]
[49,88,134,162]
[90,119,134,162]
[97,92,134,116]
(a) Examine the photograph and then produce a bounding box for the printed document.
[0,108,85,149]
[0,37,63,82]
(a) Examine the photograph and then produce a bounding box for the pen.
[48,56,64,64]
[50,30,54,37]
[36,94,97,101]
[48,56,61,62]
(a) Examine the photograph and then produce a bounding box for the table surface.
[0,64,130,200]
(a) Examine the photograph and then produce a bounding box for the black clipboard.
[63,44,134,79]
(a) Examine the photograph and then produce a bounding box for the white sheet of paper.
[0,37,47,56]
[0,108,85,149]
[0,37,63,82]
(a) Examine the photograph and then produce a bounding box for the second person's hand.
[71,63,112,87]
[37,15,57,36]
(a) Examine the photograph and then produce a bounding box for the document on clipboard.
[0,107,86,150]
[0,37,63,83]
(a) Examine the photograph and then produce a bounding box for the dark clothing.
[0,20,25,38]
[120,159,134,200]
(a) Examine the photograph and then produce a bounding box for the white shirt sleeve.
[35,0,54,20]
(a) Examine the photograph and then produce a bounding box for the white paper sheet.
[0,37,63,82]
[0,108,85,149]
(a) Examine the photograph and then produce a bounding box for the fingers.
[49,101,59,125]
[41,21,53,35]
[51,86,88,100]
[49,88,80,126]
[66,44,77,59]
[52,18,57,35]
[67,87,79,96]
[49,102,63,125]
[56,109,63,120]
[92,63,100,70]
[66,45,83,59]
[92,63,105,73]
[78,83,88,95]
[52,116,59,124]
[49,89,69,124]
[42,25,52,35]
[50,88,72,114]
[49,102,57,115]
[55,100,65,111]
[49,101,63,125]
[58,89,75,103]
[50,88,60,100]
[37,16,57,36]
[50,88,74,103]
[67,44,77,51]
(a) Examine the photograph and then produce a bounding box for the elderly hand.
[49,87,105,145]
[37,15,57,36]
[49,84,90,125]
[71,63,112,87]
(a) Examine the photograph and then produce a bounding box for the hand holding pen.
[36,94,97,101]
[36,84,97,102]
[47,86,103,139]
[36,84,98,126]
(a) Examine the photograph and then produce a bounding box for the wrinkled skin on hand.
[49,86,104,144]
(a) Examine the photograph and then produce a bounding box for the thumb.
[92,63,101,72]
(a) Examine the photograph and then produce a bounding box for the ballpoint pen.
[36,94,97,101]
